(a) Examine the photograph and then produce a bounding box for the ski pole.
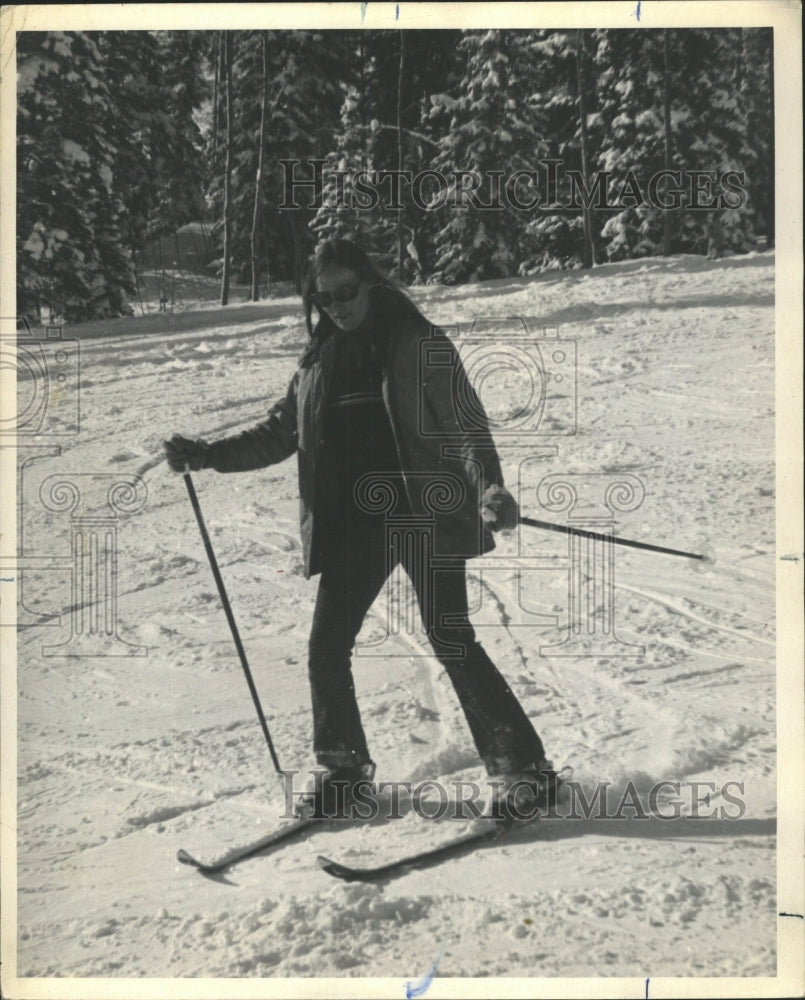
[182,471,282,773]
[519,515,707,562]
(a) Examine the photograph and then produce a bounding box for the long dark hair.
[301,238,425,338]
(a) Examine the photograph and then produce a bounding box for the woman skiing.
[164,238,554,821]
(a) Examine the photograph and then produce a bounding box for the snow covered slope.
[12,252,785,984]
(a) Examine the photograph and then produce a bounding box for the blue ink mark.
[396,3,400,19]
[361,2,368,23]
[405,941,447,999]
[645,977,650,999]
[635,0,642,22]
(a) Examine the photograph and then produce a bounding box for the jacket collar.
[298,283,422,369]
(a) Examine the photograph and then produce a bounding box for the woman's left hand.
[481,484,519,532]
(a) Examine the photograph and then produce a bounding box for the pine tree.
[387,29,461,282]
[740,28,773,248]
[515,30,588,271]
[575,29,597,268]
[18,27,768,321]
[672,29,755,255]
[156,31,209,240]
[264,30,345,286]
[310,31,398,268]
[429,29,546,283]
[593,29,673,260]
[594,29,757,261]
[204,30,343,294]
[94,31,166,254]
[17,31,136,321]
[308,30,457,280]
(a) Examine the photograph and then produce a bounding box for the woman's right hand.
[163,434,211,473]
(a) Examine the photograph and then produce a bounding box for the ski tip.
[177,848,220,874]
[316,854,359,881]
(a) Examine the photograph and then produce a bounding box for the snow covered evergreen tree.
[16,26,773,319]
[428,29,546,284]
[672,29,756,255]
[204,30,343,294]
[263,30,344,287]
[94,32,166,255]
[17,30,208,321]
[389,29,462,282]
[594,29,759,261]
[593,30,676,260]
[310,31,400,270]
[520,29,595,272]
[739,28,774,248]
[17,31,136,321]
[156,31,209,240]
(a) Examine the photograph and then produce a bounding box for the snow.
[9,252,792,986]
[61,139,91,165]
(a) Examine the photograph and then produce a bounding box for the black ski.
[317,817,530,882]
[177,814,318,874]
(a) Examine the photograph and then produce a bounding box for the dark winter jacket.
[207,285,505,577]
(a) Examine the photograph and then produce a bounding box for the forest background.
[16,27,774,323]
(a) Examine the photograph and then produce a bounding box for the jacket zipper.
[380,341,416,513]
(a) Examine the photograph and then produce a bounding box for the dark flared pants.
[308,518,545,776]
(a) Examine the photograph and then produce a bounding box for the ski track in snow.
[14,253,777,980]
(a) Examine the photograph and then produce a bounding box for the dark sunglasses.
[312,282,361,309]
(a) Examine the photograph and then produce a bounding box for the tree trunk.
[662,31,673,256]
[251,31,269,301]
[286,211,303,295]
[212,32,220,159]
[220,32,234,307]
[575,30,594,269]
[396,29,406,278]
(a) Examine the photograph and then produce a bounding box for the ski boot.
[482,761,563,824]
[294,760,376,820]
